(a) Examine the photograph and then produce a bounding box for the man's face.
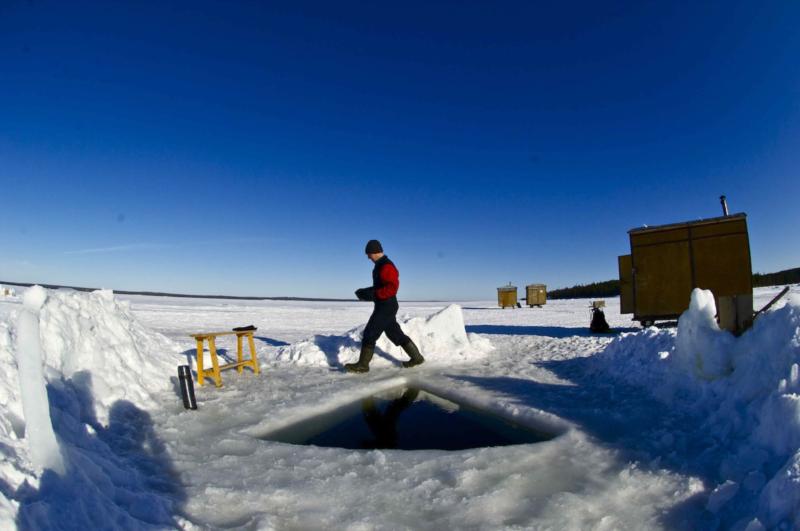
[367,252,381,262]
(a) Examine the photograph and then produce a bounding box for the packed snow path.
[1,286,798,529]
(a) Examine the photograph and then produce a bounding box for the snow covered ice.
[0,284,799,529]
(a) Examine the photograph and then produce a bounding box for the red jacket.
[373,256,399,300]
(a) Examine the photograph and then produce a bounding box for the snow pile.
[35,288,182,423]
[673,289,737,380]
[272,304,493,367]
[593,288,800,528]
[0,287,186,529]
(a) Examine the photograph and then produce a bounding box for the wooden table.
[189,329,260,387]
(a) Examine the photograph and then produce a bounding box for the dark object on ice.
[178,365,197,410]
[590,308,611,333]
[345,344,374,373]
[516,301,522,308]
[232,325,257,332]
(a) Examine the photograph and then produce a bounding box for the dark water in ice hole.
[262,387,557,450]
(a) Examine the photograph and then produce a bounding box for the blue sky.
[1,1,799,300]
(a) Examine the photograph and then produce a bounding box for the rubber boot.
[345,344,374,373]
[401,340,425,368]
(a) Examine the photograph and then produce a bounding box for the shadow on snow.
[254,336,290,347]
[465,324,640,338]
[300,334,403,369]
[446,355,756,529]
[13,372,186,529]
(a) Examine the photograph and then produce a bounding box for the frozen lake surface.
[1,285,799,529]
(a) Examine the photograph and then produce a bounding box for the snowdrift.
[36,288,181,423]
[272,304,493,366]
[0,287,185,528]
[592,288,800,529]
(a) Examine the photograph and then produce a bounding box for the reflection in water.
[360,388,419,449]
[262,386,557,451]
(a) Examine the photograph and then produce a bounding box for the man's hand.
[355,287,375,301]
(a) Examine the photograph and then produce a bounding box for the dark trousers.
[362,298,410,348]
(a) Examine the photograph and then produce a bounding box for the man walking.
[345,239,425,373]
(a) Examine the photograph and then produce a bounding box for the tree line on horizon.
[548,267,800,300]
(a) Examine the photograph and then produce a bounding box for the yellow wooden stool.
[189,329,260,387]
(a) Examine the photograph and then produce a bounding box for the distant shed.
[525,284,547,307]
[497,285,518,309]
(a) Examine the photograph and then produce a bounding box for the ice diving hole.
[261,386,558,451]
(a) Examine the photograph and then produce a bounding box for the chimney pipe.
[720,195,729,216]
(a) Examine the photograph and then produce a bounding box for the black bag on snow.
[590,308,611,333]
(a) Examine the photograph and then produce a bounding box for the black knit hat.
[365,239,383,254]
